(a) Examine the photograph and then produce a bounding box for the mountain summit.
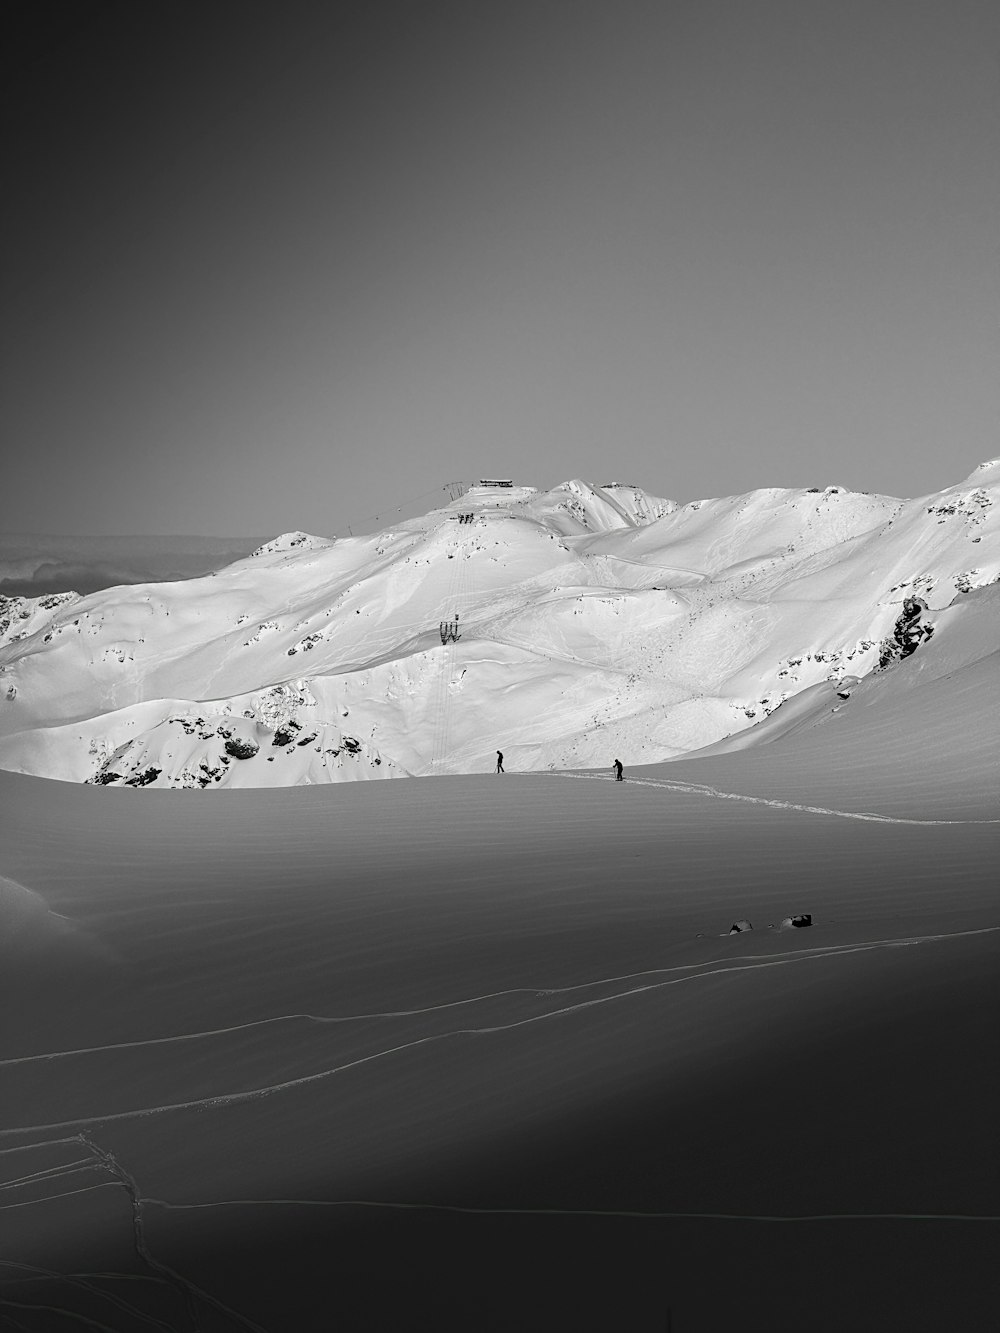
[1,467,996,787]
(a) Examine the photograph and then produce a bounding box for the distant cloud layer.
[0,535,262,597]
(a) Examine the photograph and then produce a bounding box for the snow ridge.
[0,467,996,786]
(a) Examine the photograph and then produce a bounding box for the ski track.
[553,770,1000,825]
[3,924,997,1326]
[3,927,995,1070]
[0,1258,176,1333]
[0,1298,117,1331]
[0,1180,121,1211]
[0,1136,86,1157]
[0,1135,266,1333]
[1,927,996,1139]
[143,1196,1000,1224]
[78,1132,268,1333]
[0,1160,97,1192]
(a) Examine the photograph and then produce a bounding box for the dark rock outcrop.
[877,597,933,670]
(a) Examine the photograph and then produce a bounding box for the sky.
[2,0,998,538]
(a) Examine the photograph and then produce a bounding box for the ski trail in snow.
[78,1132,267,1333]
[0,1159,97,1191]
[3,926,995,1069]
[0,960,738,1068]
[0,1180,121,1211]
[0,1145,116,1215]
[0,1259,176,1333]
[144,1196,1000,1224]
[0,1297,116,1331]
[0,1135,264,1333]
[2,928,996,1137]
[0,1136,89,1156]
[0,1139,117,1215]
[556,770,1000,825]
[0,1259,172,1290]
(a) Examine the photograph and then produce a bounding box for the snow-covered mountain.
[1,465,997,788]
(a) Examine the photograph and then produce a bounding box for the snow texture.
[0,465,997,788]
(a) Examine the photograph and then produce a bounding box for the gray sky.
[3,0,997,537]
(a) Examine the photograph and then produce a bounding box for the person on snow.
[613,758,624,781]
[496,750,504,773]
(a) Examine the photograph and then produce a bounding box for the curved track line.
[0,1160,96,1191]
[144,1196,1000,1224]
[0,1182,120,1211]
[3,929,995,1139]
[0,1261,171,1288]
[0,1259,176,1333]
[0,1297,117,1332]
[2,926,994,1071]
[0,1136,87,1157]
[557,770,1000,825]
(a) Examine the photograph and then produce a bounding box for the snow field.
[1,684,997,1328]
[0,464,997,790]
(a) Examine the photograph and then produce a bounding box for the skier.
[613,758,624,782]
[496,750,504,773]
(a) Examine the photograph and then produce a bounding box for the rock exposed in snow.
[875,596,933,671]
[0,465,997,787]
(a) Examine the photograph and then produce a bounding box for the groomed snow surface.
[1,464,997,787]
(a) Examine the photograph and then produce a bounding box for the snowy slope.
[2,662,997,1328]
[0,465,996,787]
